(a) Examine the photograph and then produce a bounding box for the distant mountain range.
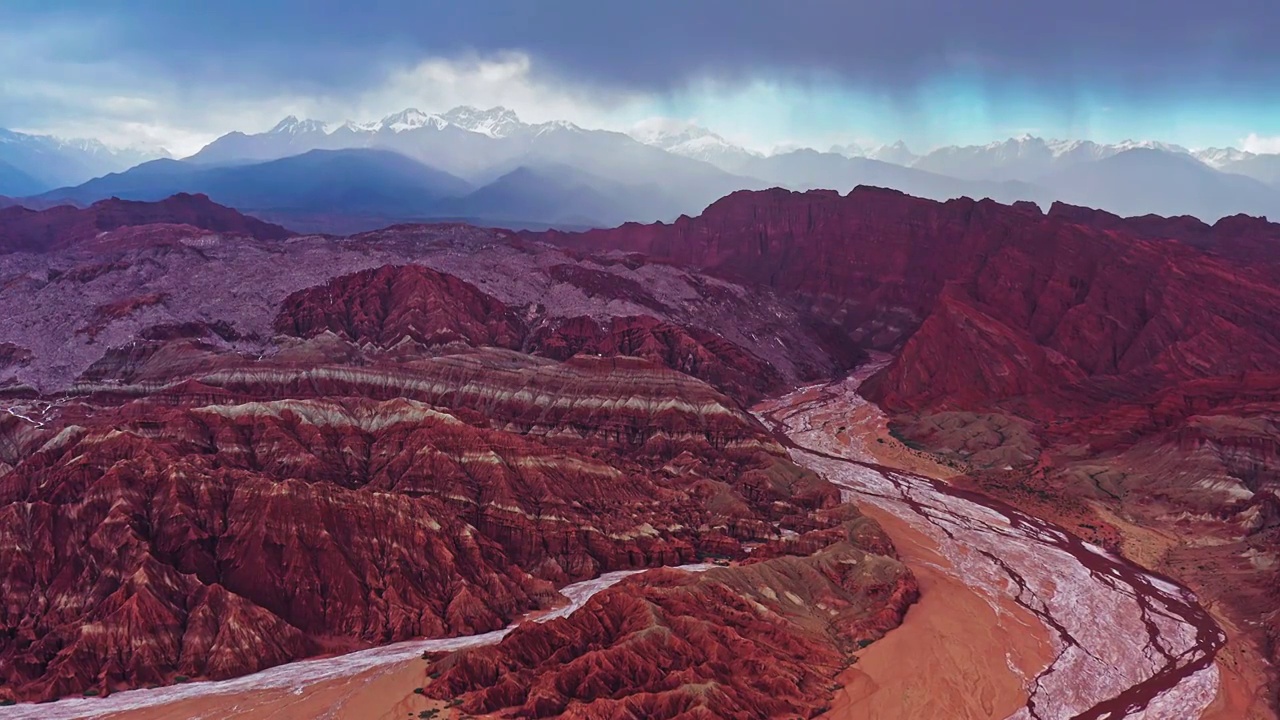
[0,128,169,194]
[34,148,701,232]
[7,105,1280,229]
[0,159,41,197]
[630,122,1280,220]
[643,124,1280,188]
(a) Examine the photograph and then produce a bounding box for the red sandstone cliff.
[539,185,1280,705]
[427,539,917,719]
[0,193,293,253]
[0,234,894,703]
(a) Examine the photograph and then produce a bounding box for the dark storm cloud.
[3,0,1278,99]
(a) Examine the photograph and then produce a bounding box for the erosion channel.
[756,362,1226,720]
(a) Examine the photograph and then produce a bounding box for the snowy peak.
[828,142,868,157]
[1194,147,1255,168]
[439,106,524,137]
[629,118,760,169]
[867,141,918,165]
[376,109,448,133]
[830,140,918,165]
[363,106,524,136]
[630,118,721,149]
[0,128,170,159]
[269,116,329,135]
[1112,139,1191,155]
[338,119,380,134]
[532,119,583,136]
[0,126,173,189]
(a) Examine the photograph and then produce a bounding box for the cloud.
[7,1,1280,99]
[356,52,654,130]
[4,2,1280,154]
[1241,133,1280,154]
[0,31,663,156]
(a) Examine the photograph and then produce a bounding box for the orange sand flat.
[844,400,963,480]
[99,375,1275,720]
[100,660,441,720]
[822,491,1056,720]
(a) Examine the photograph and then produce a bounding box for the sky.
[4,0,1280,156]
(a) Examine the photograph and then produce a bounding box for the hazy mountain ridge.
[34,148,700,232]
[625,123,1280,220]
[180,106,761,227]
[0,128,170,192]
[9,105,1280,227]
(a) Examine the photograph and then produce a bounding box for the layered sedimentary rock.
[542,185,1280,708]
[0,197,855,393]
[529,315,784,404]
[275,264,527,350]
[1,340,855,700]
[0,210,902,705]
[11,186,1280,713]
[426,534,916,719]
[273,264,790,402]
[0,193,293,253]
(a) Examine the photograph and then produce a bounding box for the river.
[3,362,1229,719]
[754,364,1226,720]
[0,565,715,719]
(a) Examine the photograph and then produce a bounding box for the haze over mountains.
[0,128,170,195]
[8,105,1280,230]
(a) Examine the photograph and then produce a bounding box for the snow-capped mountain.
[190,106,594,169]
[912,135,1200,182]
[0,128,171,193]
[1194,147,1256,169]
[23,101,1280,224]
[1038,147,1280,220]
[830,140,919,166]
[439,106,524,137]
[628,119,762,172]
[1194,149,1280,188]
[268,116,331,136]
[371,109,446,133]
[183,106,761,221]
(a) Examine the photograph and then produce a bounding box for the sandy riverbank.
[758,369,1229,720]
[824,502,1055,719]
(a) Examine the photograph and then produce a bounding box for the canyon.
[0,188,1278,718]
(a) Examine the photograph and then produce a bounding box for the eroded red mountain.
[540,186,1280,705]
[427,537,917,719]
[7,186,1280,714]
[0,199,905,708]
[0,193,293,254]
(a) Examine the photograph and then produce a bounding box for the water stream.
[0,565,715,719]
[755,367,1225,720]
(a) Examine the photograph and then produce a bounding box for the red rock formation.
[0,342,852,700]
[545,263,673,313]
[0,196,912,706]
[538,186,1280,706]
[529,315,784,403]
[22,185,1280,711]
[540,186,1280,438]
[275,264,525,349]
[426,541,917,719]
[272,263,791,403]
[0,248,875,701]
[0,193,292,253]
[541,186,1280,373]
[1044,201,1280,270]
